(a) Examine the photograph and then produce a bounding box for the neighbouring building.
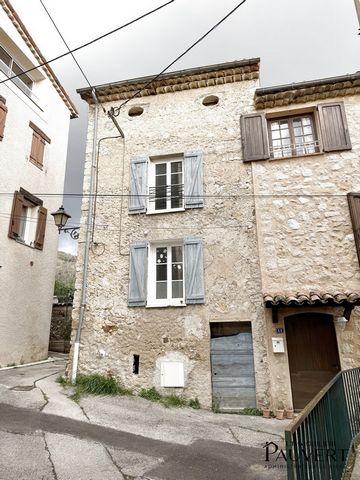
[0,0,77,366]
[71,58,360,411]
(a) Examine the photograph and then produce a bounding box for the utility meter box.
[272,337,285,353]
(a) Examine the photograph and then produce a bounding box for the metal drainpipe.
[71,93,99,384]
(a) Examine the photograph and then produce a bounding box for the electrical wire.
[0,0,175,86]
[39,1,94,93]
[0,192,352,198]
[111,0,248,115]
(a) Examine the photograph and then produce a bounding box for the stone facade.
[71,62,271,409]
[71,61,360,411]
[252,94,360,409]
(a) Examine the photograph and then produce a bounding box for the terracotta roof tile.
[263,291,360,307]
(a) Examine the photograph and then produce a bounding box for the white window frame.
[0,44,35,100]
[147,157,184,214]
[18,201,39,247]
[147,241,185,307]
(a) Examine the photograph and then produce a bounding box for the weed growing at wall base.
[69,374,132,401]
[140,387,201,409]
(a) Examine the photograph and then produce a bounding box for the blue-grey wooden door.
[211,328,256,411]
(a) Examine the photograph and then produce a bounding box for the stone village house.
[70,58,360,411]
[0,0,77,366]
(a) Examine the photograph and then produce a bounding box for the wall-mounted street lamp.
[51,205,80,240]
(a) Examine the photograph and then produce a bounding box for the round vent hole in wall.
[202,95,219,106]
[128,106,144,117]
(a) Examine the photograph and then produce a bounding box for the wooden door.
[211,322,256,412]
[285,313,340,410]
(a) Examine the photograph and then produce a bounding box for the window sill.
[146,208,185,215]
[146,301,186,308]
[269,151,323,162]
[14,238,36,249]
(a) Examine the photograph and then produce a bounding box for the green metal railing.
[285,367,360,480]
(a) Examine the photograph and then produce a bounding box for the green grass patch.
[239,407,263,416]
[56,375,68,385]
[70,374,132,402]
[160,394,188,408]
[140,387,201,409]
[139,387,162,402]
[188,397,201,409]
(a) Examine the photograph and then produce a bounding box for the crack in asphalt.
[42,432,58,480]
[104,446,130,479]
[228,426,240,444]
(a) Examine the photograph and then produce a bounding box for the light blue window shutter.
[128,241,148,306]
[184,151,203,209]
[129,157,148,214]
[184,237,205,304]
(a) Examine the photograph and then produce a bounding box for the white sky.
[9,0,360,254]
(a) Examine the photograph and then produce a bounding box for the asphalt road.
[0,359,287,480]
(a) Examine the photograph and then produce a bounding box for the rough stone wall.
[70,79,271,408]
[252,95,360,407]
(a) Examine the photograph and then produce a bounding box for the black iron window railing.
[148,184,184,211]
[285,367,360,480]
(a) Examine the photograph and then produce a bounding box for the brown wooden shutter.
[34,206,47,250]
[240,113,270,161]
[318,102,351,152]
[348,193,360,266]
[8,191,24,239]
[30,132,43,166]
[0,96,8,141]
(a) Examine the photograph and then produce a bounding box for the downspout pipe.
[71,90,99,384]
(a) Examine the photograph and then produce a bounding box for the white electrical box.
[272,337,285,353]
[160,361,185,387]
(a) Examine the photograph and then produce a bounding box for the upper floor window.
[8,189,47,250]
[0,44,34,98]
[29,121,51,169]
[128,152,203,215]
[241,102,352,162]
[148,157,184,213]
[268,114,320,159]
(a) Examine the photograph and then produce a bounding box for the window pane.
[302,117,311,126]
[171,161,182,173]
[271,130,280,140]
[271,121,279,130]
[172,263,183,281]
[172,280,183,298]
[156,247,167,263]
[280,120,289,129]
[12,62,32,89]
[155,163,166,175]
[156,282,167,299]
[172,246,182,263]
[0,45,11,67]
[19,206,28,240]
[156,264,167,281]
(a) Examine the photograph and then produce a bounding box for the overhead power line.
[0,192,351,198]
[0,0,175,86]
[39,0,93,93]
[39,0,107,114]
[111,0,248,115]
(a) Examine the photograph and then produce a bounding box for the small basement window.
[202,95,219,106]
[128,106,144,117]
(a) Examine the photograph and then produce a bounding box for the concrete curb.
[0,357,60,371]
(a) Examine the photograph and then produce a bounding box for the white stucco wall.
[0,8,72,365]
